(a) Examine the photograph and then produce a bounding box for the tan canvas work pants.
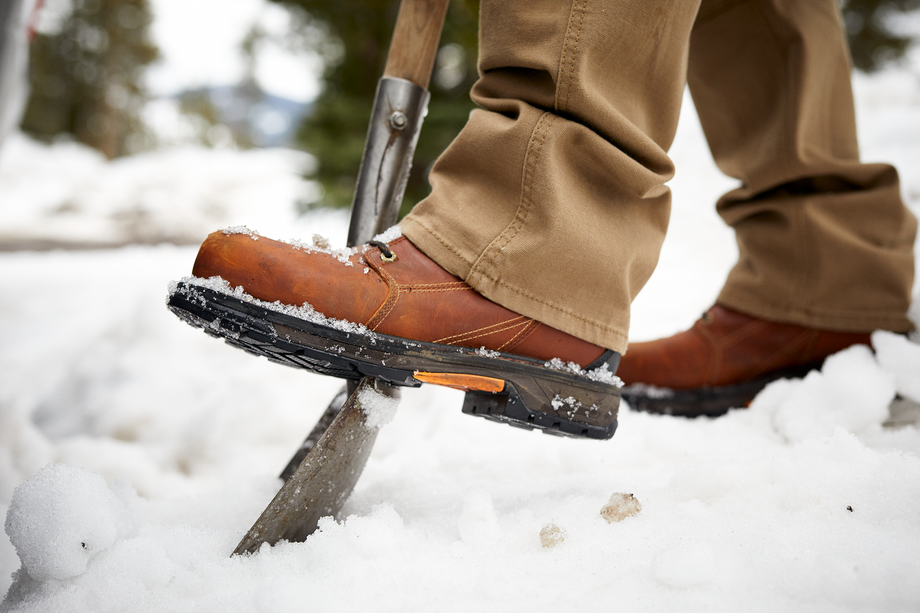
[401,0,917,354]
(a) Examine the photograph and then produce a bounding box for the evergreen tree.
[20,0,159,158]
[841,0,920,72]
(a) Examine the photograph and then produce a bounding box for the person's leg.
[618,0,917,416]
[688,0,916,331]
[402,0,703,354]
[177,0,717,436]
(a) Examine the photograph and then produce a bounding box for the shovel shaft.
[245,0,451,555]
[384,0,450,89]
[346,77,430,246]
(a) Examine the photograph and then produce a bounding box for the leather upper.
[616,305,873,389]
[192,231,607,367]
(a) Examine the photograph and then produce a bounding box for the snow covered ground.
[2,58,920,611]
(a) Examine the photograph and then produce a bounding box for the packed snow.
[357,385,400,430]
[2,53,920,613]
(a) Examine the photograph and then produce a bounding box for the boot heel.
[462,378,618,440]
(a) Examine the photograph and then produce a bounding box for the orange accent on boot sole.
[413,371,505,393]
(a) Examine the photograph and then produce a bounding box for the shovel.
[232,0,449,556]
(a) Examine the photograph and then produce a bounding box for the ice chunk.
[5,465,130,581]
[311,234,331,250]
[600,492,641,523]
[539,524,565,548]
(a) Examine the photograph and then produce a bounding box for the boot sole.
[621,361,822,417]
[168,281,620,440]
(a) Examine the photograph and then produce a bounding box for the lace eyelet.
[368,240,397,262]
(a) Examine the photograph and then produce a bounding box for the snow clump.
[544,358,623,387]
[220,226,259,239]
[358,384,399,429]
[475,346,501,359]
[283,234,357,266]
[539,524,565,548]
[600,492,642,523]
[871,330,920,402]
[371,225,402,244]
[5,464,130,582]
[750,344,896,442]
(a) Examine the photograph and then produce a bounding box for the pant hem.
[402,216,630,353]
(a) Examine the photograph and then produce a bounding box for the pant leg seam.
[752,0,796,181]
[556,0,588,113]
[472,112,556,278]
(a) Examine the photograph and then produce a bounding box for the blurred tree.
[20,0,158,158]
[275,0,917,214]
[269,0,479,213]
[842,0,920,71]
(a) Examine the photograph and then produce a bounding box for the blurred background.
[1,4,918,599]
[0,0,918,249]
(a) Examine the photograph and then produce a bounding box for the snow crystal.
[544,358,623,388]
[539,524,565,548]
[4,464,130,582]
[599,492,641,523]
[221,226,259,239]
[585,363,622,387]
[358,385,399,429]
[282,235,357,267]
[475,346,501,358]
[551,395,578,411]
[372,225,402,244]
[872,330,920,402]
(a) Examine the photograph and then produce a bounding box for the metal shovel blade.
[233,377,399,555]
[231,0,447,556]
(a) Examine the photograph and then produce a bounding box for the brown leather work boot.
[167,228,622,439]
[618,305,872,417]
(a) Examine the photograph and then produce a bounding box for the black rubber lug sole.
[168,282,620,440]
[621,361,823,418]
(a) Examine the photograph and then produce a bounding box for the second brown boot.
[618,305,872,417]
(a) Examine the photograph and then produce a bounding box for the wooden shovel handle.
[383,0,450,89]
